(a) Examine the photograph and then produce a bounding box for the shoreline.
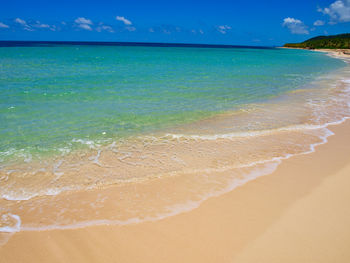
[310,48,350,60]
[1,47,350,262]
[1,114,350,262]
[280,46,350,58]
[5,46,346,203]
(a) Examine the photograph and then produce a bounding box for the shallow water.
[0,46,344,163]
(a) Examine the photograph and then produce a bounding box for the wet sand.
[281,47,350,59]
[1,119,350,262]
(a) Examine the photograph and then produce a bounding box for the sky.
[0,0,349,46]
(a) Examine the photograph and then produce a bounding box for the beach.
[1,47,350,262]
[1,110,350,263]
[282,47,350,59]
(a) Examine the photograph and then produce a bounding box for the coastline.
[1,116,350,263]
[1,47,350,262]
[280,46,350,58]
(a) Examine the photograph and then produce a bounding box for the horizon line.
[0,40,276,49]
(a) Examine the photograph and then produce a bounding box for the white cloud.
[77,23,92,31]
[34,21,50,28]
[0,22,9,28]
[217,25,231,34]
[313,20,325,26]
[116,16,132,25]
[24,26,34,31]
[318,0,350,23]
[282,17,309,34]
[15,18,26,25]
[191,29,204,34]
[75,17,93,25]
[74,17,93,31]
[15,18,34,31]
[149,28,155,33]
[96,25,114,33]
[37,24,50,28]
[14,19,55,31]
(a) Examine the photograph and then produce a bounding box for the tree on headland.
[284,34,350,49]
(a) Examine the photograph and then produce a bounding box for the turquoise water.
[0,46,346,160]
[2,45,350,233]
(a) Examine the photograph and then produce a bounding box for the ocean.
[0,42,349,234]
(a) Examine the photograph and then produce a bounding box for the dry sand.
[315,49,350,59]
[1,120,350,262]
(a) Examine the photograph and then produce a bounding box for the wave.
[1,55,350,242]
[1,118,340,233]
[0,111,344,230]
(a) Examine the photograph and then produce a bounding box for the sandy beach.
[281,47,350,59]
[1,0,350,260]
[1,109,350,262]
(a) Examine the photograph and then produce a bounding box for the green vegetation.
[284,33,350,49]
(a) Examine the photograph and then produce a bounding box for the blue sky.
[0,0,349,46]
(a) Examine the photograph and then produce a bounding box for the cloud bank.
[313,20,325,26]
[318,0,350,24]
[116,16,132,25]
[217,25,231,34]
[14,18,35,31]
[282,17,309,34]
[75,17,93,25]
[0,22,9,28]
[14,18,26,25]
[96,24,114,33]
[74,17,93,31]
